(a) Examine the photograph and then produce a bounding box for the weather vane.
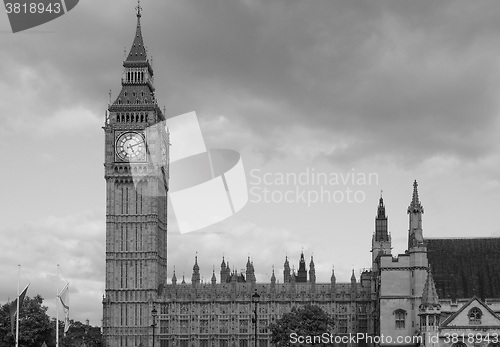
[136,0,142,17]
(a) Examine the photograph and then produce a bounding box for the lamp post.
[251,292,260,347]
[152,307,158,347]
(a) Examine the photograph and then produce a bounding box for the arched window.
[394,309,406,329]
[468,307,482,325]
[452,343,467,347]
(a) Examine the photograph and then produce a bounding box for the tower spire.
[375,192,389,241]
[109,3,163,118]
[297,250,307,283]
[309,256,316,284]
[192,255,200,285]
[408,180,423,212]
[407,180,424,249]
[283,255,291,283]
[421,266,440,307]
[126,3,147,63]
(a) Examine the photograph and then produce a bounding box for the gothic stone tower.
[103,5,169,347]
[377,181,428,346]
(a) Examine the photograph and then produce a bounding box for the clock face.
[116,132,146,161]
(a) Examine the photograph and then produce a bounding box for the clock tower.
[102,4,169,347]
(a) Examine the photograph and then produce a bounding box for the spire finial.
[135,0,142,18]
[408,180,423,213]
[412,180,419,204]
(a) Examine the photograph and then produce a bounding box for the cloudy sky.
[1,0,500,326]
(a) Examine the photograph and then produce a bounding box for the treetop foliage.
[0,295,102,347]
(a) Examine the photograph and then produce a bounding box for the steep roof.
[125,4,148,64]
[421,267,439,307]
[425,238,500,300]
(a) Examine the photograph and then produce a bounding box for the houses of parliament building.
[102,6,500,347]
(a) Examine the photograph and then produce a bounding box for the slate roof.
[125,12,148,63]
[425,238,500,300]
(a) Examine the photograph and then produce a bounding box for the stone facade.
[102,5,169,347]
[102,7,500,347]
[157,264,375,347]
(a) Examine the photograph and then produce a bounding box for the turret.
[419,267,441,347]
[351,269,357,293]
[246,257,256,284]
[211,267,217,286]
[372,192,392,270]
[225,261,231,282]
[191,255,200,286]
[408,180,424,249]
[330,267,336,292]
[297,251,307,283]
[220,256,228,283]
[283,256,291,283]
[309,256,316,284]
[172,268,177,285]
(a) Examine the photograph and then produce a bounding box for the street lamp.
[251,292,260,347]
[152,307,158,347]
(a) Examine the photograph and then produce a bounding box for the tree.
[54,319,102,347]
[268,304,334,347]
[0,295,102,347]
[0,295,53,347]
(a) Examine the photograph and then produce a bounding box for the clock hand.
[129,141,144,148]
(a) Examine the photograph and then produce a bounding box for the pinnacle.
[408,180,423,213]
[421,266,440,307]
[125,5,148,63]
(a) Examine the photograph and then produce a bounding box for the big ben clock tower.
[102,4,168,347]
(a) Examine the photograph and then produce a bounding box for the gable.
[443,298,500,328]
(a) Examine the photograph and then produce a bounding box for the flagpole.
[56,264,59,347]
[16,265,20,347]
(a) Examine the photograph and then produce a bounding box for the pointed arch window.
[394,309,406,329]
[468,307,482,325]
